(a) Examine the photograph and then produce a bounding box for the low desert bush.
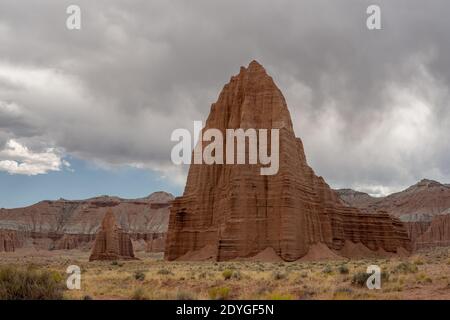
[208,287,230,300]
[351,270,389,287]
[271,270,287,280]
[338,264,349,275]
[231,270,242,280]
[322,265,333,274]
[134,271,146,281]
[131,287,148,300]
[0,266,64,300]
[176,290,197,300]
[333,287,353,300]
[222,269,233,280]
[266,292,294,300]
[157,268,172,275]
[394,262,418,274]
[351,272,370,287]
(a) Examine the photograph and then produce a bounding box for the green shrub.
[322,265,333,274]
[157,268,172,275]
[351,272,370,287]
[222,269,233,280]
[394,262,418,274]
[176,290,197,300]
[131,287,148,300]
[208,287,230,300]
[271,270,287,280]
[266,293,294,300]
[0,266,65,300]
[338,264,349,274]
[332,287,353,300]
[232,270,242,280]
[134,271,146,281]
[413,258,424,266]
[351,270,389,287]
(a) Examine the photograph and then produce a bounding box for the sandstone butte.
[165,60,412,262]
[89,210,136,261]
[0,192,173,253]
[336,179,450,250]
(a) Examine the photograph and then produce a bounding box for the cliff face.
[165,61,411,261]
[0,192,173,252]
[336,180,450,249]
[0,230,22,252]
[413,214,450,249]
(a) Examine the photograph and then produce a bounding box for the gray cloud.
[0,0,449,193]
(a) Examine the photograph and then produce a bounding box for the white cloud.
[0,139,67,175]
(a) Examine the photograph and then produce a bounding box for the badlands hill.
[336,179,450,249]
[0,192,173,253]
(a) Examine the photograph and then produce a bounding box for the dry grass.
[0,247,449,300]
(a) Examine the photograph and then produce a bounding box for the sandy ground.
[0,247,449,300]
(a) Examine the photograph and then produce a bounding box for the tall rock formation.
[0,230,21,252]
[89,210,136,261]
[165,61,411,261]
[0,192,173,252]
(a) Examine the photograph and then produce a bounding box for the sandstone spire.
[89,210,136,261]
[0,230,19,252]
[165,61,411,261]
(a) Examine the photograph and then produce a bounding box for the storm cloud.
[0,0,449,195]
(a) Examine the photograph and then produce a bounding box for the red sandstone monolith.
[89,210,136,261]
[165,60,411,261]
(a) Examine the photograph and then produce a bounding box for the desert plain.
[1,247,449,300]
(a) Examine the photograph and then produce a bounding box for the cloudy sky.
[1,0,449,208]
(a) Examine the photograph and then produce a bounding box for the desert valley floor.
[1,247,449,300]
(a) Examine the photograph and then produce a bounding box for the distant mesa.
[335,179,450,250]
[89,210,137,261]
[0,192,174,253]
[165,60,412,262]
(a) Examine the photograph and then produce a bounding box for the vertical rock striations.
[413,214,450,249]
[165,60,411,261]
[0,230,21,252]
[89,210,136,261]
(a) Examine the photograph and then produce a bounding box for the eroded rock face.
[0,192,173,252]
[89,210,136,261]
[413,214,450,249]
[165,61,411,261]
[0,230,21,252]
[336,180,450,249]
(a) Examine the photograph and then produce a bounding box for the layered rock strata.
[89,210,136,261]
[0,192,173,252]
[336,180,450,249]
[165,61,411,261]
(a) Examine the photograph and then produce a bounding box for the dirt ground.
[0,247,449,300]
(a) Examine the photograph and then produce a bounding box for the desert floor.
[1,247,449,300]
